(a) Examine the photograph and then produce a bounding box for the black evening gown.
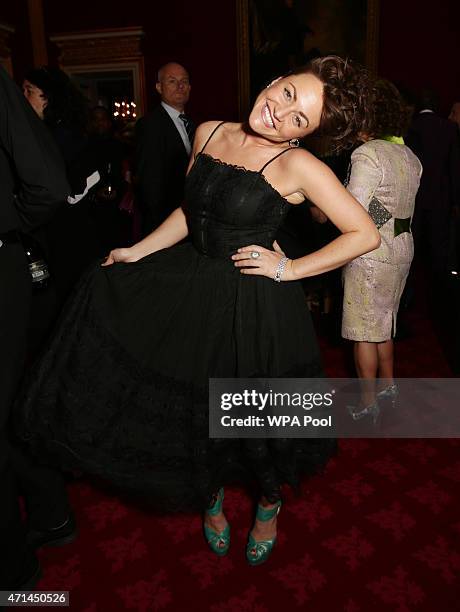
[17,131,336,512]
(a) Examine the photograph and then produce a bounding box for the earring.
[289,138,300,148]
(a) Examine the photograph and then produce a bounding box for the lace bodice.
[184,149,292,258]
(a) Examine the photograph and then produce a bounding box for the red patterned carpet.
[33,307,460,612]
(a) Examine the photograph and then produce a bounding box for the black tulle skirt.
[17,242,336,511]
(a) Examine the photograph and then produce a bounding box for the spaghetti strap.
[199,121,226,154]
[259,147,294,173]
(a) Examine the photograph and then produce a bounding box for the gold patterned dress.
[342,139,422,342]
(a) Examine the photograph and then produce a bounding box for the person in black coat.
[0,66,74,590]
[405,90,460,371]
[135,62,194,236]
[86,106,131,253]
[405,90,460,281]
[23,66,101,304]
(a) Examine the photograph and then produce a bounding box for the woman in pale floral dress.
[342,80,422,417]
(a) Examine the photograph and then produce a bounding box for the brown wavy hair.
[292,55,372,152]
[366,79,413,139]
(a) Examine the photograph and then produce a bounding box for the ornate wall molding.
[50,27,146,115]
[50,27,145,66]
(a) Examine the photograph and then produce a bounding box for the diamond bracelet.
[274,256,290,282]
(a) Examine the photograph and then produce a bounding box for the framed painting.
[236,0,380,119]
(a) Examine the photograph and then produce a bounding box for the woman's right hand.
[101,248,138,266]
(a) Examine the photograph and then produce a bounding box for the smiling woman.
[250,73,321,137]
[17,55,379,568]
[249,56,369,153]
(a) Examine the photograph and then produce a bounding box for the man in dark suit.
[405,91,460,370]
[405,91,460,280]
[0,67,74,590]
[135,62,194,236]
[448,101,460,372]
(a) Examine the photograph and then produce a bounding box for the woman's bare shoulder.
[280,146,331,176]
[194,121,240,150]
[194,121,221,144]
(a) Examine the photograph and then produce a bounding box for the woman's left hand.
[231,244,296,281]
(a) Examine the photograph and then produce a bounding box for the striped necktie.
[179,113,195,144]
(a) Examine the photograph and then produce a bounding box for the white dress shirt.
[161,101,192,155]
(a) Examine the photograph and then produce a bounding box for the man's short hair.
[157,62,188,83]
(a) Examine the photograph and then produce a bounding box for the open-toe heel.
[377,383,399,408]
[246,500,281,566]
[203,488,230,556]
[347,401,381,424]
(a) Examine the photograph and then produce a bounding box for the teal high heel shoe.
[203,488,230,556]
[246,500,282,566]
